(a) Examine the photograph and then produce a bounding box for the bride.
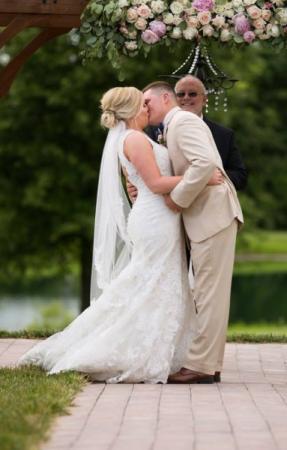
[19,87,194,384]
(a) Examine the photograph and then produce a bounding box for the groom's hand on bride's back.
[164,194,182,213]
[127,180,138,203]
[207,168,224,186]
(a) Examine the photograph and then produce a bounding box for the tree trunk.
[80,236,93,312]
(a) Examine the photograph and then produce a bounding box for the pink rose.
[192,0,214,11]
[186,16,199,27]
[233,13,250,35]
[264,2,273,9]
[149,20,167,37]
[247,5,262,19]
[198,11,212,25]
[243,30,256,42]
[141,29,160,44]
[137,4,151,19]
[253,18,266,29]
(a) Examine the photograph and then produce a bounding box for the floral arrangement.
[78,0,287,65]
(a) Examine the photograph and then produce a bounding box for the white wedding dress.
[19,131,193,383]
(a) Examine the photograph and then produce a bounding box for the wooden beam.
[0,16,43,48]
[0,27,69,97]
[0,0,88,15]
[0,13,81,28]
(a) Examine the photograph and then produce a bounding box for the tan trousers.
[184,220,238,375]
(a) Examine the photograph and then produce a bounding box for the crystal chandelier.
[162,44,238,112]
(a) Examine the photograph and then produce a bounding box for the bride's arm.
[124,131,182,195]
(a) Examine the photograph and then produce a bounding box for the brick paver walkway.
[1,339,287,450]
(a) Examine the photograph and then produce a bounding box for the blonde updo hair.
[100,87,143,129]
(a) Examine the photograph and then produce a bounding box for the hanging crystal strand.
[172,47,195,75]
[223,92,228,112]
[188,44,200,74]
[214,90,219,111]
[205,96,209,115]
[204,46,218,76]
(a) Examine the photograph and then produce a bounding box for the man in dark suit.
[147,75,247,191]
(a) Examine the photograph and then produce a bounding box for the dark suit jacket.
[204,117,247,191]
[146,118,248,191]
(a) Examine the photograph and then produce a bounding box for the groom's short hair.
[142,81,176,98]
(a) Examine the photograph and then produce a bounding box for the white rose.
[178,0,190,6]
[125,41,138,51]
[135,17,148,29]
[126,7,138,23]
[119,0,129,7]
[232,0,243,7]
[220,28,232,41]
[170,1,184,15]
[224,8,235,18]
[258,32,271,40]
[269,24,280,36]
[247,5,262,19]
[198,11,211,25]
[183,26,197,40]
[132,0,149,4]
[212,15,225,28]
[151,0,165,14]
[185,7,196,15]
[273,0,284,5]
[171,26,182,38]
[243,0,257,5]
[202,24,214,36]
[163,13,175,24]
[173,15,183,25]
[277,8,287,25]
[261,9,272,21]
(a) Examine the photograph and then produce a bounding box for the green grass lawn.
[1,322,287,343]
[236,230,287,254]
[227,322,287,342]
[0,366,86,450]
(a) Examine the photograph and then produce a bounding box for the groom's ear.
[162,92,170,104]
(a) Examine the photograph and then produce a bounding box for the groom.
[143,81,243,384]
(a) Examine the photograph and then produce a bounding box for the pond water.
[0,272,287,331]
[0,295,79,331]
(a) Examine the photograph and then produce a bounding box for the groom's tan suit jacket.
[165,108,243,242]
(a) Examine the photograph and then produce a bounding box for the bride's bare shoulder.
[124,130,151,148]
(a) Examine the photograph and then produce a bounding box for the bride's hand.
[164,194,182,213]
[207,168,224,186]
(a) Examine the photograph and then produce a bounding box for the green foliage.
[79,0,287,68]
[230,272,287,323]
[0,366,85,450]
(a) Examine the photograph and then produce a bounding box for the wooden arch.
[0,0,88,97]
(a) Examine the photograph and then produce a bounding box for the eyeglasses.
[175,91,204,98]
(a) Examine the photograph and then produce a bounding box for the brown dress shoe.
[168,368,214,384]
[214,371,221,382]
